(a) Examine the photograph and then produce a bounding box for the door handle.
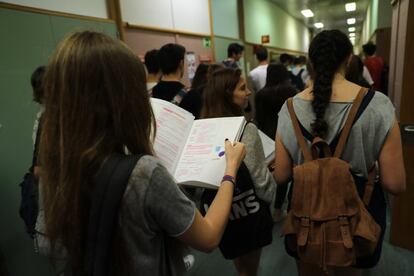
[403,125,414,132]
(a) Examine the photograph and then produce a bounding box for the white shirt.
[363,66,374,85]
[248,64,268,92]
[146,82,158,95]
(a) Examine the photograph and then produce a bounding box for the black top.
[179,85,204,119]
[255,83,297,139]
[152,81,185,102]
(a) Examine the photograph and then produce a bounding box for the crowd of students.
[26,29,406,276]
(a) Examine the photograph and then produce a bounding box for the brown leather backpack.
[281,89,381,270]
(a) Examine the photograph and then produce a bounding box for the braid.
[308,30,353,138]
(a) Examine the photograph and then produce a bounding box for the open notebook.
[151,98,274,188]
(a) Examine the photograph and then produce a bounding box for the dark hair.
[191,63,209,89]
[362,42,376,56]
[279,53,293,65]
[227,43,244,58]
[31,66,46,104]
[265,63,290,88]
[294,56,307,65]
[158,43,186,74]
[207,63,224,78]
[346,55,371,88]
[309,29,353,138]
[40,31,155,274]
[255,46,268,62]
[255,84,297,139]
[144,49,160,74]
[201,68,243,118]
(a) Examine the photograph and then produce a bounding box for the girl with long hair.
[274,30,405,275]
[37,31,246,275]
[255,63,297,223]
[202,67,276,276]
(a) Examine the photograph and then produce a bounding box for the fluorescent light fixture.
[347,18,356,25]
[314,22,324,29]
[345,2,356,12]
[349,33,356,37]
[301,9,314,17]
[348,27,356,32]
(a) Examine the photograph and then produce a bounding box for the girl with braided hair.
[274,30,405,275]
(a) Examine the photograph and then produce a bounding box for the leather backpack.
[281,89,381,270]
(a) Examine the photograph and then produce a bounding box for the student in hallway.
[201,67,276,276]
[254,63,297,223]
[179,63,223,119]
[279,53,294,70]
[36,31,247,275]
[274,30,405,275]
[362,42,384,92]
[144,49,161,95]
[152,43,187,104]
[346,55,372,88]
[222,43,244,69]
[30,65,46,145]
[248,46,268,92]
[290,56,308,91]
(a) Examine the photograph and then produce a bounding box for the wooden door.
[389,0,414,251]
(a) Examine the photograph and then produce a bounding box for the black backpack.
[290,69,305,91]
[200,123,273,259]
[81,153,143,276]
[200,162,273,259]
[19,117,42,238]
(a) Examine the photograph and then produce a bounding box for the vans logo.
[203,189,260,220]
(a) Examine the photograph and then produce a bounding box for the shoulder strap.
[334,87,368,158]
[84,153,143,276]
[31,116,42,170]
[287,98,313,162]
[296,88,375,147]
[171,88,187,105]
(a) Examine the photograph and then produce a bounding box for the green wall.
[243,0,310,52]
[377,0,392,29]
[369,0,379,37]
[361,0,392,45]
[211,0,239,38]
[0,7,116,275]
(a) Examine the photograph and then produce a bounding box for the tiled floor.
[185,208,414,276]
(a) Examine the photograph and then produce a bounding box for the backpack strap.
[171,88,187,105]
[31,116,42,171]
[295,89,375,148]
[84,153,143,276]
[363,167,376,206]
[333,87,368,158]
[287,98,313,162]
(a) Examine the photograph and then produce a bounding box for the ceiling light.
[345,2,356,12]
[349,33,356,37]
[314,22,324,29]
[301,9,314,18]
[347,18,356,25]
[348,27,356,32]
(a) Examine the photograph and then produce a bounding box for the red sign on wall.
[261,35,270,44]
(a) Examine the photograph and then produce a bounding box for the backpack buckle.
[338,216,349,226]
[300,217,310,227]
